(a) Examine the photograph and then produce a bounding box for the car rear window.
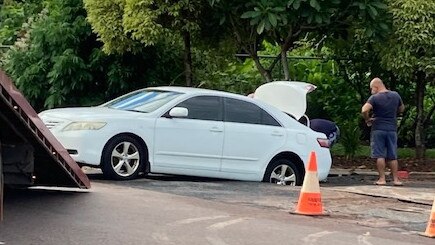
[224,98,281,126]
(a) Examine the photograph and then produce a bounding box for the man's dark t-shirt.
[367,91,402,131]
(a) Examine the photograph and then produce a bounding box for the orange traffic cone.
[421,197,435,238]
[293,151,325,215]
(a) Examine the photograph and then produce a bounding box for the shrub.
[339,119,362,160]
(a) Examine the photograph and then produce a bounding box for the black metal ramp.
[0,69,90,189]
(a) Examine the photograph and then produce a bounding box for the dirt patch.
[332,156,434,172]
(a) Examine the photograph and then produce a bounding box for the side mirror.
[168,107,188,118]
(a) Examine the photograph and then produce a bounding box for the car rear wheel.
[263,159,302,186]
[101,135,145,180]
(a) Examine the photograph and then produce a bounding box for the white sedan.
[39,84,331,185]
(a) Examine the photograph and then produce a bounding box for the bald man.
[361,77,405,186]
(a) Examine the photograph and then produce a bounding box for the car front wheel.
[263,159,302,186]
[101,135,145,180]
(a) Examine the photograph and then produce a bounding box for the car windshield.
[102,89,182,113]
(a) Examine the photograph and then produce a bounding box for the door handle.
[210,126,223,132]
[271,131,284,136]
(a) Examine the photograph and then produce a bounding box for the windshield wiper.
[125,109,147,113]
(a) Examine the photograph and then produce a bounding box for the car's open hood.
[253,81,316,120]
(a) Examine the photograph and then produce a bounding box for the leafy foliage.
[209,0,390,82]
[84,0,212,86]
[197,53,263,94]
[3,0,182,110]
[82,0,139,54]
[0,0,42,45]
[381,0,435,78]
[0,0,43,60]
[84,0,204,54]
[339,119,362,160]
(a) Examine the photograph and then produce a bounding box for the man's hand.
[361,102,373,126]
[365,117,374,127]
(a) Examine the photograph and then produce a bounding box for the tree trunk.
[281,48,290,81]
[279,26,299,81]
[252,54,272,82]
[414,72,426,158]
[183,31,193,87]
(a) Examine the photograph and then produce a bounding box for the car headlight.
[62,122,107,131]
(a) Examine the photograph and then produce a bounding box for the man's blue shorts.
[370,130,398,160]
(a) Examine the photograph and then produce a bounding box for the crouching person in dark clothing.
[309,119,340,147]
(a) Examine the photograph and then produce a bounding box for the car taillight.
[317,138,330,148]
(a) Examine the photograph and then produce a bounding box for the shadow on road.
[86,171,231,183]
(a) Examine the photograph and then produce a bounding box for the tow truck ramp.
[0,69,90,190]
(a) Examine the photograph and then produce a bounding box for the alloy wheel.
[111,141,140,177]
[269,164,297,186]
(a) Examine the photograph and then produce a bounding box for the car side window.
[175,95,223,121]
[224,98,281,126]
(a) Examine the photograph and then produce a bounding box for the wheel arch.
[265,151,305,180]
[101,132,150,173]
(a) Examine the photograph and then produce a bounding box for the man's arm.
[398,93,405,114]
[398,102,405,114]
[361,102,373,124]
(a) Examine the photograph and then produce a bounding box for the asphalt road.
[98,173,434,231]
[0,172,434,245]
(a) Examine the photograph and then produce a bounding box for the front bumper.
[51,130,108,166]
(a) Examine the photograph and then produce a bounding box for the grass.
[331,143,435,159]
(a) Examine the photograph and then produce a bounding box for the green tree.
[209,0,389,82]
[0,0,43,60]
[3,0,181,110]
[84,0,207,86]
[380,0,435,158]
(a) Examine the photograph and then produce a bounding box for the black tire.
[101,135,146,180]
[263,159,303,186]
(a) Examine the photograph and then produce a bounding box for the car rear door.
[153,95,224,172]
[221,97,286,176]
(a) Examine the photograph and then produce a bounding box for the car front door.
[221,97,286,177]
[153,95,224,172]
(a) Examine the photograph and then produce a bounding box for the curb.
[328,168,378,177]
[329,168,435,179]
[409,172,435,179]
